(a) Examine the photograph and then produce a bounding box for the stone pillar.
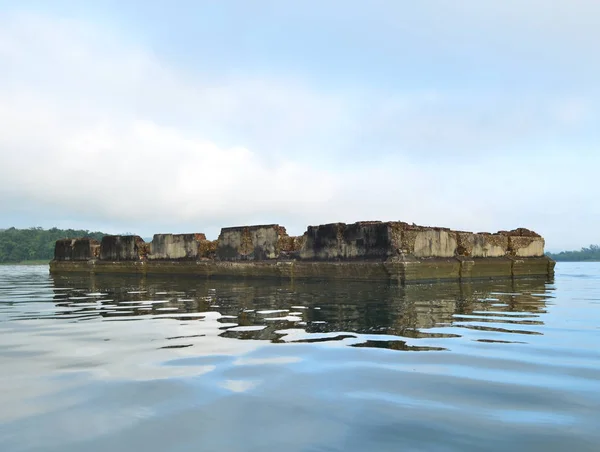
[148,233,207,260]
[99,235,146,261]
[216,225,286,260]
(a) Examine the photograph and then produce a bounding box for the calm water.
[0,264,599,451]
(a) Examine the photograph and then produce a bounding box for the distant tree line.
[547,245,600,262]
[0,227,106,263]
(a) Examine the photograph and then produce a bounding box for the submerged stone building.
[50,221,554,284]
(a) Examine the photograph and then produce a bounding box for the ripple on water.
[0,264,599,451]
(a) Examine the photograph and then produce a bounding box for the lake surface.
[0,263,599,451]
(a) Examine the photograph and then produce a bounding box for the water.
[0,263,599,451]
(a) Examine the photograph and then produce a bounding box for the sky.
[0,1,597,251]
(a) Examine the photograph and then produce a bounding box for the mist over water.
[1,264,599,451]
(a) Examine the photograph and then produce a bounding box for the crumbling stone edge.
[49,221,555,283]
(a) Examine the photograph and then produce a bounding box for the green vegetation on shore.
[547,245,600,262]
[0,227,106,263]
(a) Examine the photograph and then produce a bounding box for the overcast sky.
[0,1,597,250]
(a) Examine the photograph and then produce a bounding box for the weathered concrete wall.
[458,257,513,279]
[54,238,100,261]
[473,234,508,257]
[298,222,543,260]
[50,220,552,282]
[456,232,508,258]
[72,238,100,260]
[99,235,146,261]
[52,223,547,263]
[512,257,551,276]
[51,255,555,282]
[299,221,403,260]
[54,239,74,261]
[148,233,206,260]
[341,221,402,259]
[401,227,457,258]
[299,223,345,260]
[402,258,462,282]
[501,228,545,257]
[508,236,545,257]
[216,225,286,260]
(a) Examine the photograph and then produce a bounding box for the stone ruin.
[53,221,546,262]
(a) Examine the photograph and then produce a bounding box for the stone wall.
[148,233,206,260]
[73,238,100,260]
[297,222,546,260]
[50,221,553,282]
[299,223,345,260]
[498,228,544,257]
[456,232,508,258]
[52,222,548,263]
[299,221,403,260]
[54,238,100,261]
[508,236,545,257]
[401,226,457,258]
[54,239,74,261]
[342,221,403,259]
[99,235,146,261]
[216,225,287,260]
[298,222,483,260]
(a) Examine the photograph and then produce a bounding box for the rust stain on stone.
[239,228,253,256]
[456,232,473,257]
[198,239,217,259]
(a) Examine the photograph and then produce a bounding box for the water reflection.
[4,266,600,452]
[45,273,553,351]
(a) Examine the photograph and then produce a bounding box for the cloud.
[0,13,349,232]
[0,10,597,249]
